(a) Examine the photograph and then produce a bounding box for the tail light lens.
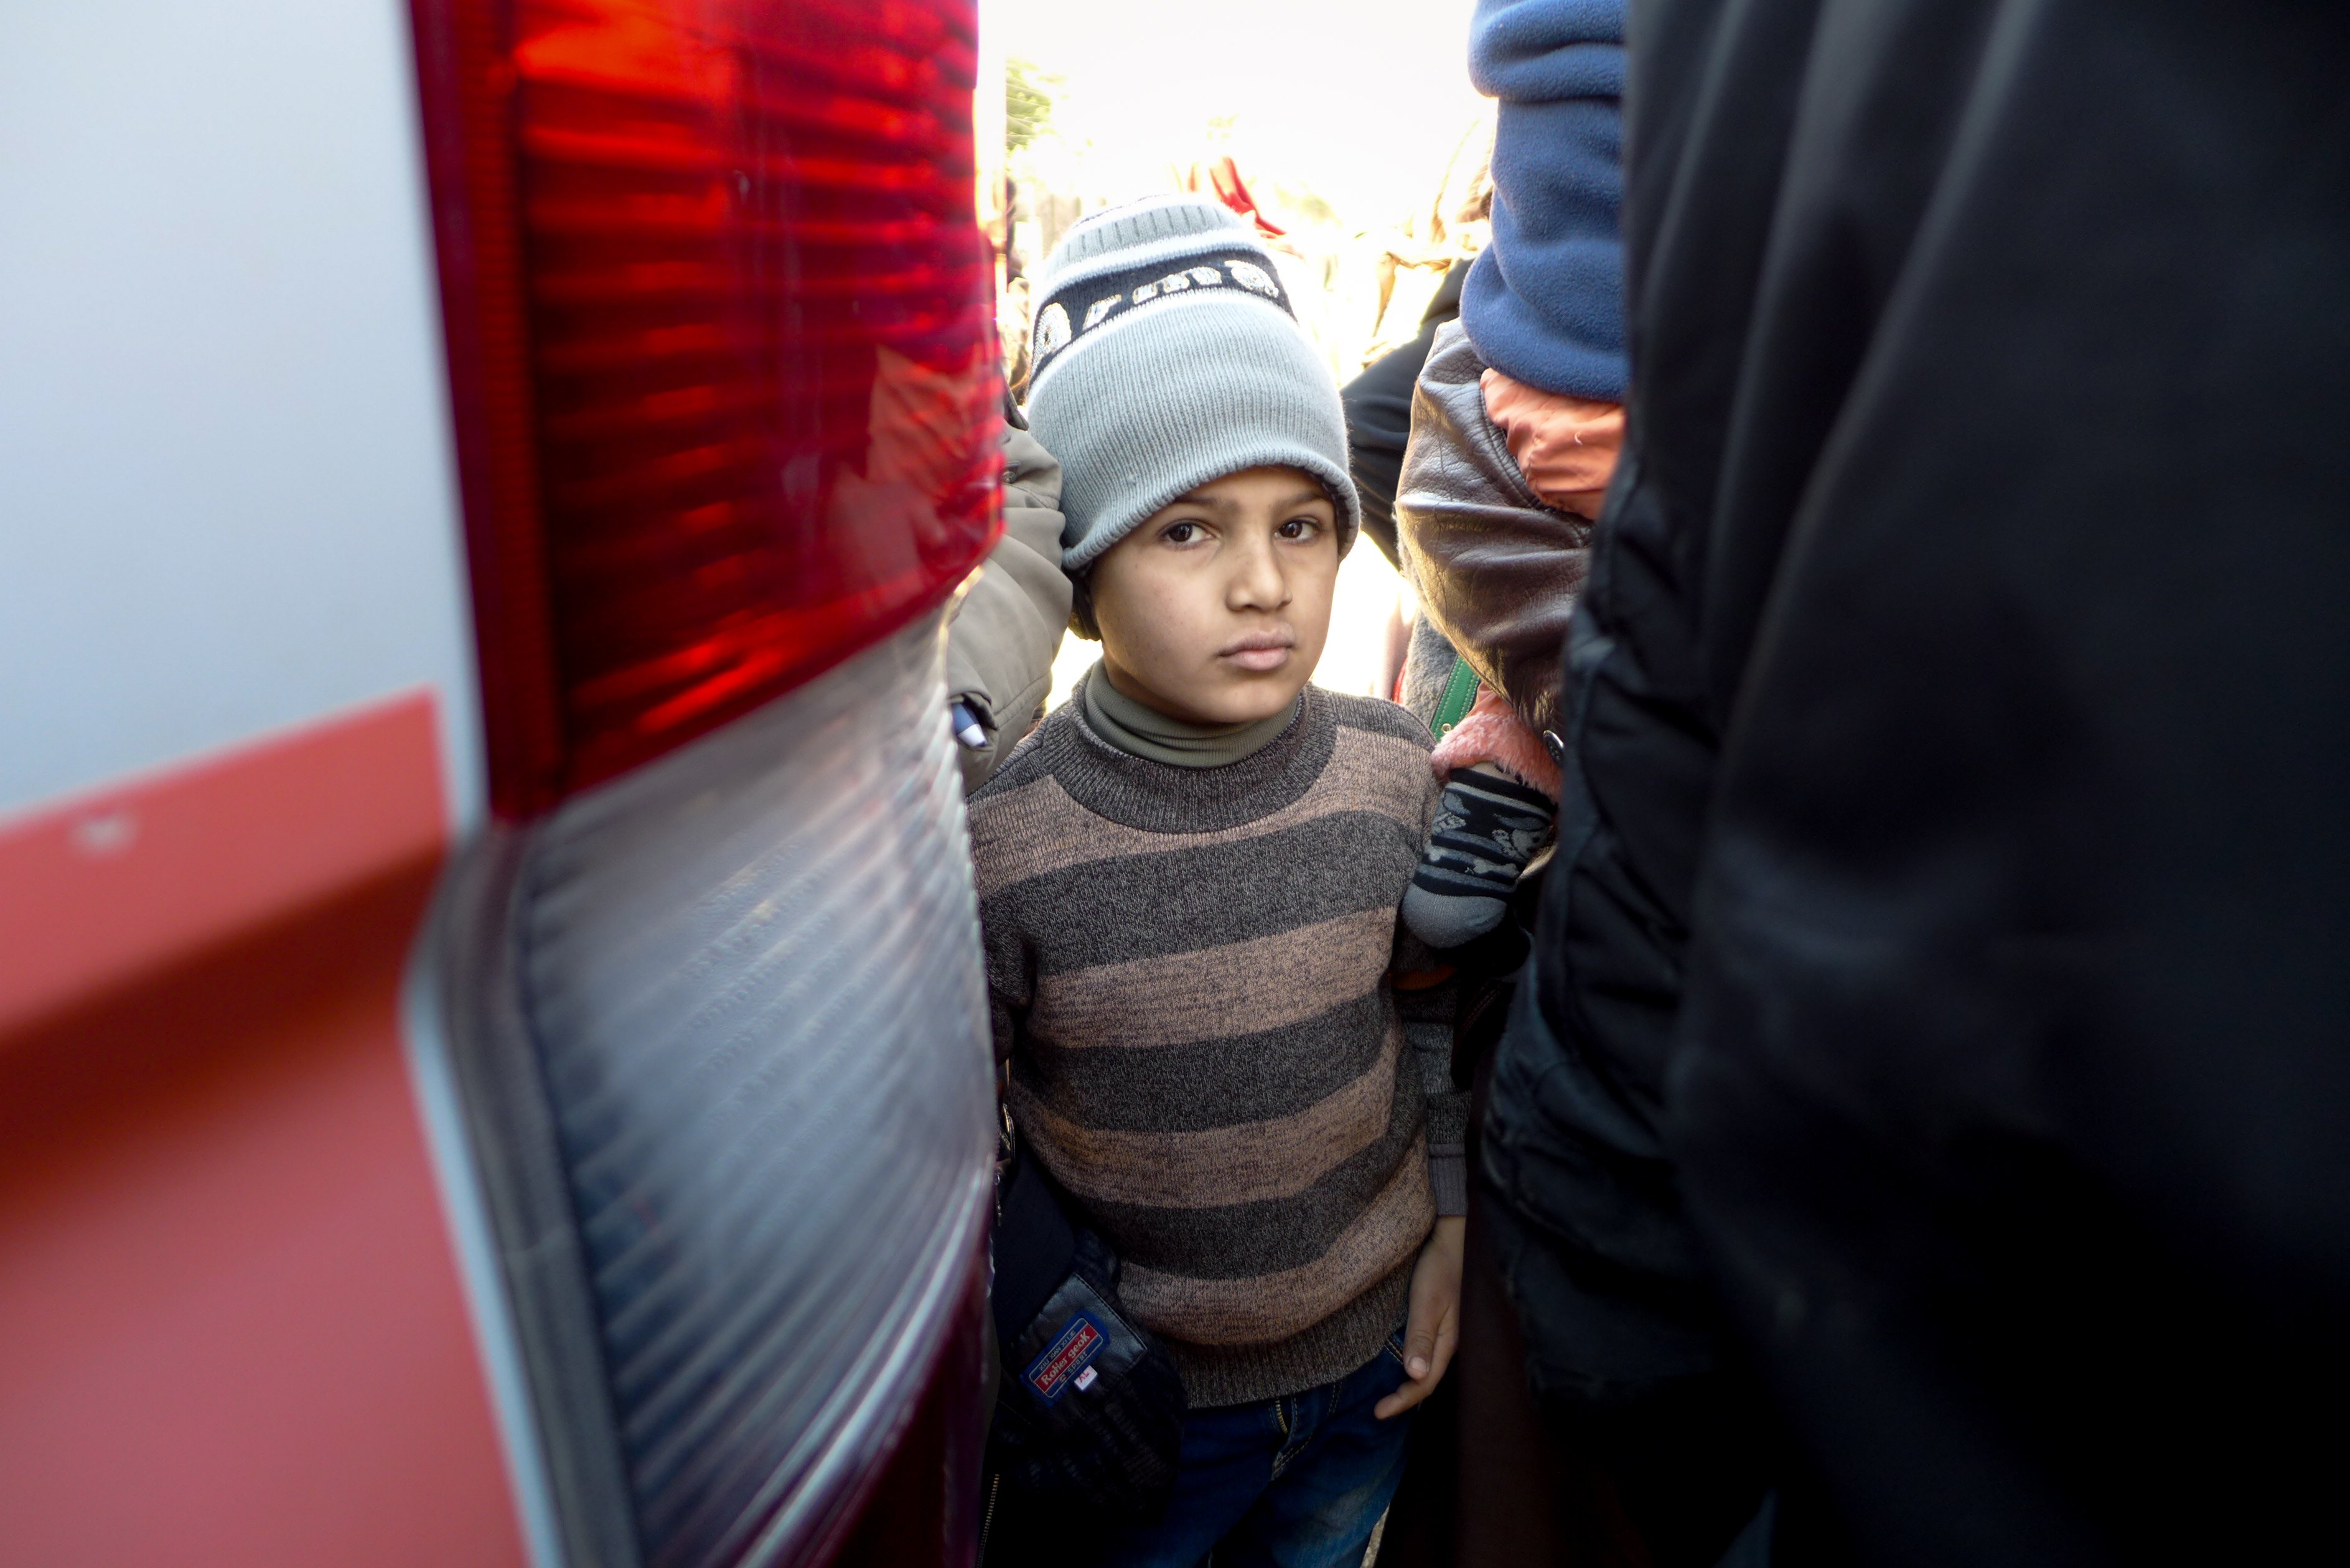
[513,618,993,1567]
[412,0,1001,815]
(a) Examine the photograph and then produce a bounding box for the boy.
[969,197,1467,1566]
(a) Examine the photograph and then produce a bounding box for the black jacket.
[1343,260,1470,567]
[1487,0,2350,1561]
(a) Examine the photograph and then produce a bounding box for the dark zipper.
[979,1472,1001,1564]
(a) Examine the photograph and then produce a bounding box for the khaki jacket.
[946,422,1072,791]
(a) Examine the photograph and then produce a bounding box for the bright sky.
[982,0,1486,235]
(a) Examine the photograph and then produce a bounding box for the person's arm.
[1393,764,1477,1193]
[1410,964,1474,1211]
[1375,1217,1464,1419]
[945,421,1072,791]
[1382,772,1469,1421]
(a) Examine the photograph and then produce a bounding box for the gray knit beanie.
[1022,196,1359,572]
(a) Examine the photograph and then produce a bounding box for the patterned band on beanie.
[1031,249,1298,385]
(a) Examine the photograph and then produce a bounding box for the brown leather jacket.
[1394,321,1592,741]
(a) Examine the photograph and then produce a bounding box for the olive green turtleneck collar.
[1080,663,1302,768]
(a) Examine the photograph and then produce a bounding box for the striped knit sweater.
[970,674,1468,1407]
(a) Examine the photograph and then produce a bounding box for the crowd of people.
[943,0,2350,1563]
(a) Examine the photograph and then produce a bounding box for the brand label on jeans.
[1024,1311,1106,1404]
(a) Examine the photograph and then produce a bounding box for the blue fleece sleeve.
[1461,0,1627,401]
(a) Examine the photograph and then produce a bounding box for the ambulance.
[1,1,999,1562]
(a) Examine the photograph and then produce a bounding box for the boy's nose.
[1226,535,1291,612]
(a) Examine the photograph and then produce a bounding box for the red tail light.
[411,0,1001,815]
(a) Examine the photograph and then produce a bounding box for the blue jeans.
[1100,1337,1414,1568]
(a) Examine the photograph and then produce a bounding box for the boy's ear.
[1067,568,1102,642]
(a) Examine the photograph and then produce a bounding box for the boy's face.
[1090,465,1341,726]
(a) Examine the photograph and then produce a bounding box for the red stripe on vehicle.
[0,692,527,1567]
[0,689,447,1035]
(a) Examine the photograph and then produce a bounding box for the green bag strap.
[1431,656,1481,739]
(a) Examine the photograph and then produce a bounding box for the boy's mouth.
[1219,629,1295,673]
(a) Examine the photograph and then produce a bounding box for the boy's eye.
[1164,520,1202,544]
[1278,516,1321,540]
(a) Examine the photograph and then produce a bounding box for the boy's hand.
[1376,1216,1464,1419]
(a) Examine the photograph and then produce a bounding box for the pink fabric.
[1430,686,1562,799]
[1479,369,1624,521]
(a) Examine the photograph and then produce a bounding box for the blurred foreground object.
[1492,0,2350,1561]
[2,0,1006,1562]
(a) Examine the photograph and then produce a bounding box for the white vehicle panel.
[0,0,479,823]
